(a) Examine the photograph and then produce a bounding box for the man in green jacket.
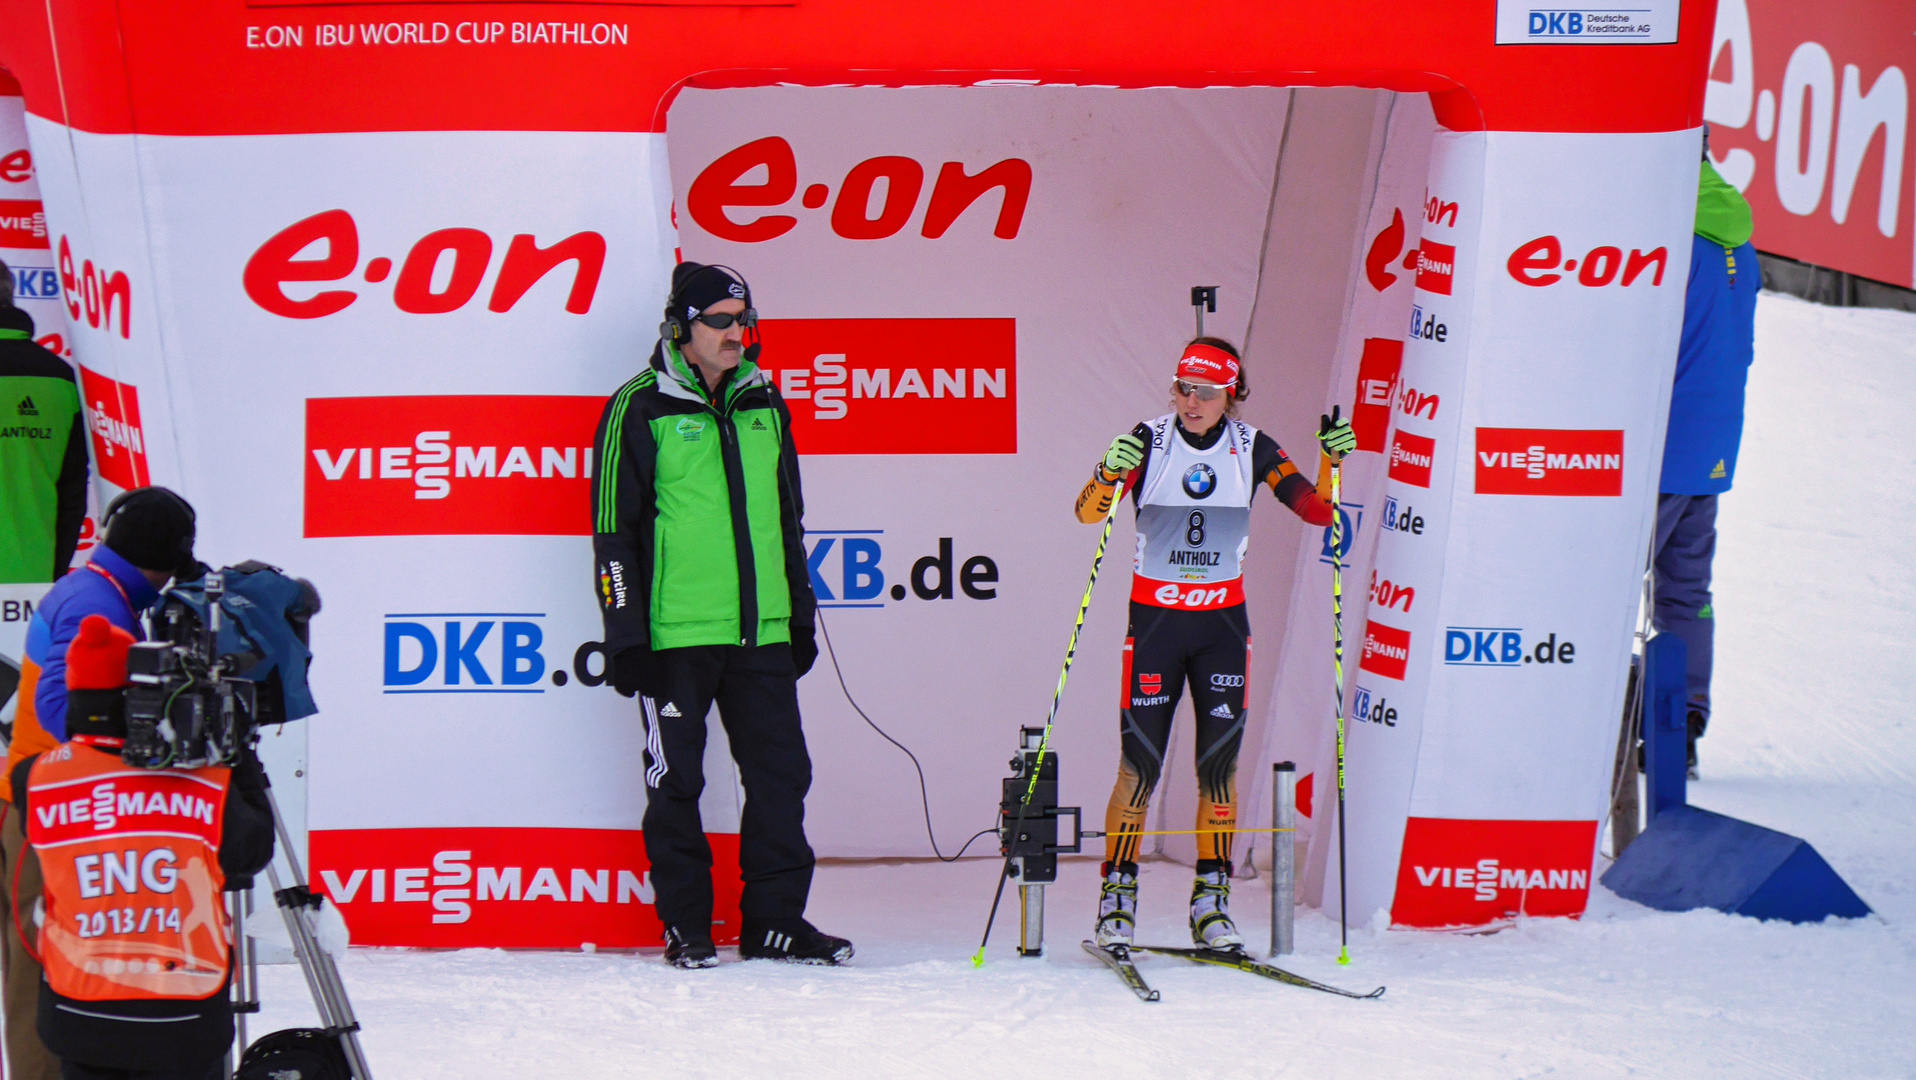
[593,263,848,969]
[0,258,85,1080]
[0,258,87,587]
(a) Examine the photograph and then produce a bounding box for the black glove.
[609,644,665,699]
[790,624,818,678]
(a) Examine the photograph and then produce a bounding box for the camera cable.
[815,611,995,863]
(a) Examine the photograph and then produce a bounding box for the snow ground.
[253,293,1916,1078]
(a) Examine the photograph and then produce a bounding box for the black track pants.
[638,642,815,935]
[1108,601,1250,865]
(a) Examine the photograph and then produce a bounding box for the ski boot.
[663,925,719,969]
[1190,860,1244,950]
[739,919,854,965]
[1094,861,1139,948]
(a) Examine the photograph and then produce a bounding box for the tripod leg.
[229,889,259,1073]
[261,790,375,1080]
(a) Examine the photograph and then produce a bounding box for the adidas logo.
[763,930,792,952]
[1709,459,1727,479]
[751,418,767,430]
[659,702,682,717]
[16,396,36,417]
[1210,703,1234,718]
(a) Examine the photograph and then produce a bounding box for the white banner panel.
[667,86,1304,857]
[1366,129,1696,928]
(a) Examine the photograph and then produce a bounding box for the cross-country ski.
[1080,940,1161,1002]
[1131,945,1385,999]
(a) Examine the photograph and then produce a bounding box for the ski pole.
[973,481,1126,967]
[1331,457,1351,966]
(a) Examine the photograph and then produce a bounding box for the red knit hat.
[66,614,136,691]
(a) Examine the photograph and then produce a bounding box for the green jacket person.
[592,263,849,969]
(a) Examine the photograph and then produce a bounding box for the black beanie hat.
[103,486,197,576]
[668,262,751,324]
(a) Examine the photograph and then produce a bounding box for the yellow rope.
[1087,827,1296,837]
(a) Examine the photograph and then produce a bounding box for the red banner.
[304,395,603,537]
[1351,338,1403,453]
[1391,817,1598,928]
[755,318,1016,455]
[309,827,742,948]
[1388,430,1434,488]
[77,367,149,490]
[1359,619,1411,681]
[1474,428,1624,496]
[1708,0,1916,287]
[0,199,46,248]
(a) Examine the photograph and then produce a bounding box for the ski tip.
[971,948,986,969]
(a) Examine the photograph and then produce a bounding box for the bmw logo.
[1182,463,1217,499]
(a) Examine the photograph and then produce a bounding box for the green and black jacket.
[0,306,87,584]
[592,339,815,653]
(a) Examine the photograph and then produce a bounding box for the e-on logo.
[385,612,550,692]
[804,530,999,608]
[1182,463,1216,499]
[1444,627,1576,667]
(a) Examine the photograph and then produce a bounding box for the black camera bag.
[236,1027,352,1080]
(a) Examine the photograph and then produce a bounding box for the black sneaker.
[663,925,719,969]
[738,919,853,965]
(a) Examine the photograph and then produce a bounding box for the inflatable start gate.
[0,0,1714,944]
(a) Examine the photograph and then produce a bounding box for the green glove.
[1318,406,1357,459]
[1103,433,1145,475]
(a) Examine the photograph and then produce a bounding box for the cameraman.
[1,487,196,1080]
[13,614,273,1080]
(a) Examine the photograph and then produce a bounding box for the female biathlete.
[1074,337,1355,950]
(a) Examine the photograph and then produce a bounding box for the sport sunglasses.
[1173,378,1232,401]
[692,308,757,330]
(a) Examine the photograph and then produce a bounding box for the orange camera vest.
[24,742,234,1002]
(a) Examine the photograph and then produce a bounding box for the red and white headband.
[1176,343,1239,387]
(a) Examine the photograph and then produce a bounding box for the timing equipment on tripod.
[997,727,1080,957]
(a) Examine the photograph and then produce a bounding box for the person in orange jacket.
[13,615,273,1080]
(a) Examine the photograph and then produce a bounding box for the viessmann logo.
[77,367,149,490]
[305,396,603,537]
[245,210,605,319]
[761,318,1016,454]
[0,199,46,249]
[1388,430,1434,488]
[309,827,698,948]
[687,137,1031,243]
[1391,817,1599,927]
[1475,428,1623,496]
[1359,620,1411,681]
[1414,240,1455,295]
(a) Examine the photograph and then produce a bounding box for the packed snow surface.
[254,293,1916,1077]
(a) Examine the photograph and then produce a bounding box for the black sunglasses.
[692,308,757,330]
